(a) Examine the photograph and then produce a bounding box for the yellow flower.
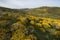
[42,22,50,28]
[30,21,35,25]
[40,28,46,32]
[18,17,27,23]
[56,23,60,29]
[36,23,42,27]
[35,17,40,21]
[54,31,60,35]
[57,23,60,26]
[29,16,35,20]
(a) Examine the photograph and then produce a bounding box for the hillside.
[0,6,60,19]
[0,7,60,40]
[26,6,60,19]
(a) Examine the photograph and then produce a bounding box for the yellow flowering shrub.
[26,34,37,40]
[36,23,42,27]
[40,28,46,32]
[54,31,60,35]
[1,15,60,40]
[20,17,26,22]
[35,17,40,21]
[42,22,51,28]
[57,23,60,27]
[30,21,35,25]
[29,16,35,20]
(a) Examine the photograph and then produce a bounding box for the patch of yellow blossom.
[18,17,27,23]
[27,34,37,40]
[30,21,35,25]
[50,19,60,29]
[42,22,51,28]
[42,18,47,20]
[40,28,46,32]
[35,17,40,21]
[25,39,31,40]
[56,22,60,28]
[36,23,42,27]
[54,31,60,35]
[29,16,35,20]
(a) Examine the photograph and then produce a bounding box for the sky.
[0,0,60,9]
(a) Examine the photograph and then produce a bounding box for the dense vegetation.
[0,6,60,40]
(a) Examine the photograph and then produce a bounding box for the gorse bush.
[0,15,60,40]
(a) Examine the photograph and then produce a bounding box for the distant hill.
[26,6,60,19]
[0,6,60,19]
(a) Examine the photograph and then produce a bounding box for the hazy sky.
[0,0,60,8]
